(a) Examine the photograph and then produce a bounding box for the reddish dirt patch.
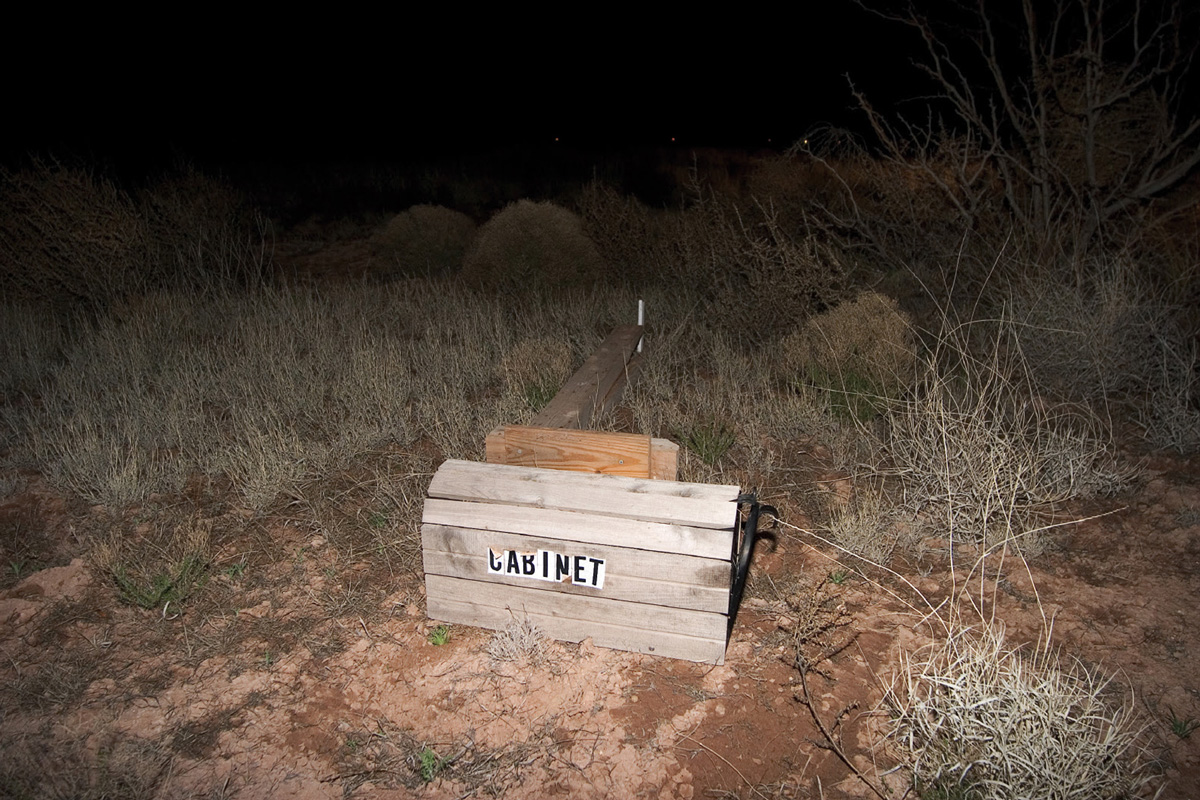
[4,453,1196,799]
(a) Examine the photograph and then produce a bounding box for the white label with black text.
[487,548,606,589]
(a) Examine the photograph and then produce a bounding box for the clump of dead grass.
[462,199,605,291]
[879,314,1136,553]
[498,335,574,418]
[370,204,476,278]
[487,616,548,665]
[886,622,1158,800]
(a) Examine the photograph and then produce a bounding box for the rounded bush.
[370,204,476,278]
[461,200,606,291]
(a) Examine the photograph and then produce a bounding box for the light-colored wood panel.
[422,528,730,612]
[421,499,733,561]
[427,460,739,529]
[424,574,727,642]
[484,425,653,477]
[650,439,679,481]
[428,594,726,664]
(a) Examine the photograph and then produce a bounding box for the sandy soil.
[1,235,1197,798]
[1,441,1197,799]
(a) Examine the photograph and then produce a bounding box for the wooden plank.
[650,439,679,481]
[422,525,730,612]
[428,460,739,529]
[531,325,643,429]
[421,499,733,560]
[485,425,653,477]
[428,592,726,664]
[426,574,727,652]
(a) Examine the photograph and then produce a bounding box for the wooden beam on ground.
[530,324,643,430]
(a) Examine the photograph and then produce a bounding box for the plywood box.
[422,459,741,664]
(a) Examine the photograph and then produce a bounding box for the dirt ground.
[1,438,1198,799]
[2,237,1198,798]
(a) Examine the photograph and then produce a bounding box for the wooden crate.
[422,459,741,664]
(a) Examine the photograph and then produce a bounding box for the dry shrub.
[461,199,605,291]
[370,204,476,278]
[0,161,150,309]
[487,617,548,665]
[887,623,1157,800]
[1004,260,1200,452]
[824,487,902,564]
[881,316,1136,552]
[782,290,917,419]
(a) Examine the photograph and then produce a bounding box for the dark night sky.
[5,6,925,170]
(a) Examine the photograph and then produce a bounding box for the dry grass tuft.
[487,616,548,665]
[462,199,605,291]
[886,623,1158,800]
[370,204,476,278]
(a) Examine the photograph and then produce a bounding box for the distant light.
[670,136,676,142]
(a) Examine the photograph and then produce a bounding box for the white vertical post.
[637,299,644,353]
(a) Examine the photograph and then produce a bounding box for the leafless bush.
[139,164,270,291]
[462,199,605,291]
[879,313,1137,551]
[370,204,476,278]
[887,623,1157,800]
[850,0,1200,270]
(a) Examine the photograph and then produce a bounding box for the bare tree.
[847,0,1200,275]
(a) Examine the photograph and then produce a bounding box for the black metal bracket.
[728,492,778,625]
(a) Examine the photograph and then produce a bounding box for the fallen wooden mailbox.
[422,459,743,663]
[420,313,763,664]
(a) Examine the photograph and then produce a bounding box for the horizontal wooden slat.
[426,575,727,663]
[429,595,725,664]
[425,574,726,641]
[428,460,739,529]
[421,499,733,561]
[485,425,653,477]
[422,524,730,612]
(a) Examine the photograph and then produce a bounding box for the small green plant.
[427,625,451,646]
[367,510,389,529]
[805,366,888,423]
[262,650,276,668]
[828,569,850,585]
[418,746,446,783]
[679,419,736,466]
[113,554,209,611]
[9,558,29,578]
[1168,709,1199,739]
[222,558,247,580]
[522,379,559,413]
